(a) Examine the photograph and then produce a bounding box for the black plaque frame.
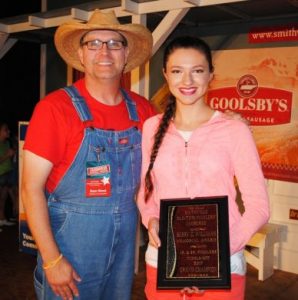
[157,196,231,290]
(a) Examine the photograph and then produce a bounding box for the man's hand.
[223,110,250,125]
[45,257,81,300]
[148,217,161,248]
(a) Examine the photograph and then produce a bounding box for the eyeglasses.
[80,39,127,50]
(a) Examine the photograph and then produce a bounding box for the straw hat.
[54,9,153,73]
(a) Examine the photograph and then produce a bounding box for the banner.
[207,47,298,183]
[249,24,298,43]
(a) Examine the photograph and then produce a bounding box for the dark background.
[0,1,41,134]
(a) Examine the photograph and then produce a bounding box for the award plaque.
[157,196,231,289]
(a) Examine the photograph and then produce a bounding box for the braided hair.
[144,36,214,202]
[144,95,176,201]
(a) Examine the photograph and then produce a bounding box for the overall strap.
[121,89,140,122]
[63,85,93,122]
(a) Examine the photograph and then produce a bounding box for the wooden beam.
[122,0,140,14]
[121,0,249,14]
[186,0,249,5]
[152,8,189,55]
[40,44,47,99]
[122,0,194,14]
[0,22,39,34]
[130,14,150,98]
[0,5,133,34]
[0,0,251,34]
[71,7,133,22]
[129,13,150,276]
[29,15,73,28]
[0,32,8,48]
[111,5,135,17]
[71,8,91,21]
[0,37,17,59]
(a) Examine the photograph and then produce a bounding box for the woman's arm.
[231,123,270,253]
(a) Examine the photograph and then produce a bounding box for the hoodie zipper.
[184,141,189,196]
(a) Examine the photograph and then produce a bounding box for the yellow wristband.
[42,254,63,270]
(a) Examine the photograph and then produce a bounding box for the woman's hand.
[148,217,161,248]
[180,286,204,299]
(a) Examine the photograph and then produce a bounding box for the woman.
[137,36,270,299]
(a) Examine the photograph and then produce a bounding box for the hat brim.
[54,22,153,73]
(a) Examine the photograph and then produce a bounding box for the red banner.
[249,24,298,43]
[208,85,292,126]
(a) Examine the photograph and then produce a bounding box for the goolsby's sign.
[207,74,292,126]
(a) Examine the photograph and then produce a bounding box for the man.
[21,9,155,300]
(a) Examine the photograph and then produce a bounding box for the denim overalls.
[34,86,141,300]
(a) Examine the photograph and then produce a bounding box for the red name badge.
[86,161,111,197]
[86,177,111,197]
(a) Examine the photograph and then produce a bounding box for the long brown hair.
[144,96,176,201]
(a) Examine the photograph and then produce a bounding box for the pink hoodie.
[137,111,270,255]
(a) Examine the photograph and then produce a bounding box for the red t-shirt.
[24,79,156,192]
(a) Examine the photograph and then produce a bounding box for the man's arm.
[21,150,80,299]
[21,150,58,262]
